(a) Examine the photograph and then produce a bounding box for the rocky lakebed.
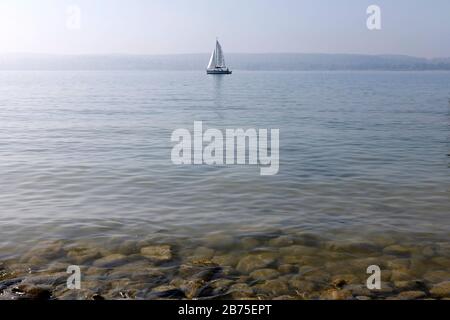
[0,230,449,300]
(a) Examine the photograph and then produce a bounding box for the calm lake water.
[0,71,449,299]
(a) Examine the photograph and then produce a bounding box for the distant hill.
[1,53,450,71]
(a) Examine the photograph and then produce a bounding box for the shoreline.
[1,231,449,300]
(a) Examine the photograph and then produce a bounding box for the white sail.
[207,48,216,69]
[215,40,226,68]
[207,40,227,69]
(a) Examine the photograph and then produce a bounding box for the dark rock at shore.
[147,284,186,299]
[11,284,52,300]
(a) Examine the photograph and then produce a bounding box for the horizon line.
[1,52,449,60]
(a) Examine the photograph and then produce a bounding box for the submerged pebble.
[429,281,450,298]
[383,245,413,256]
[250,268,280,280]
[320,288,353,300]
[397,290,427,300]
[140,245,172,262]
[253,279,290,296]
[236,252,277,273]
[93,254,128,268]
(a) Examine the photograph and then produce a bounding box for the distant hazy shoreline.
[1,53,450,71]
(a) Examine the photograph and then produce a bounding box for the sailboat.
[206,39,232,75]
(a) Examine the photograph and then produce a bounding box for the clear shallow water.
[1,70,449,245]
[0,71,449,299]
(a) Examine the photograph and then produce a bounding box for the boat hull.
[206,69,232,75]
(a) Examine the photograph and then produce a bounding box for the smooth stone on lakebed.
[174,279,210,299]
[253,279,290,296]
[93,254,128,268]
[394,280,426,291]
[108,268,165,283]
[432,257,450,268]
[421,244,439,257]
[279,245,317,256]
[140,245,172,261]
[354,281,394,295]
[290,278,318,293]
[209,278,234,289]
[280,255,318,265]
[203,233,235,249]
[331,274,361,287]
[21,240,64,262]
[148,284,185,299]
[278,264,298,274]
[46,262,72,273]
[303,272,331,284]
[386,258,411,270]
[347,257,385,269]
[343,284,372,297]
[383,244,413,256]
[116,240,138,255]
[110,260,162,275]
[429,281,450,298]
[390,269,415,282]
[325,241,379,254]
[67,247,102,265]
[228,283,255,299]
[370,235,397,247]
[268,236,294,247]
[423,270,449,283]
[189,247,215,260]
[295,232,322,246]
[22,272,68,286]
[26,256,49,267]
[273,295,298,300]
[240,237,260,250]
[211,253,240,267]
[236,252,277,274]
[320,288,353,300]
[397,290,427,300]
[178,264,221,281]
[250,268,280,280]
[380,282,396,294]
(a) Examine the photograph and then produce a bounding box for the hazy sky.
[1,0,449,57]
